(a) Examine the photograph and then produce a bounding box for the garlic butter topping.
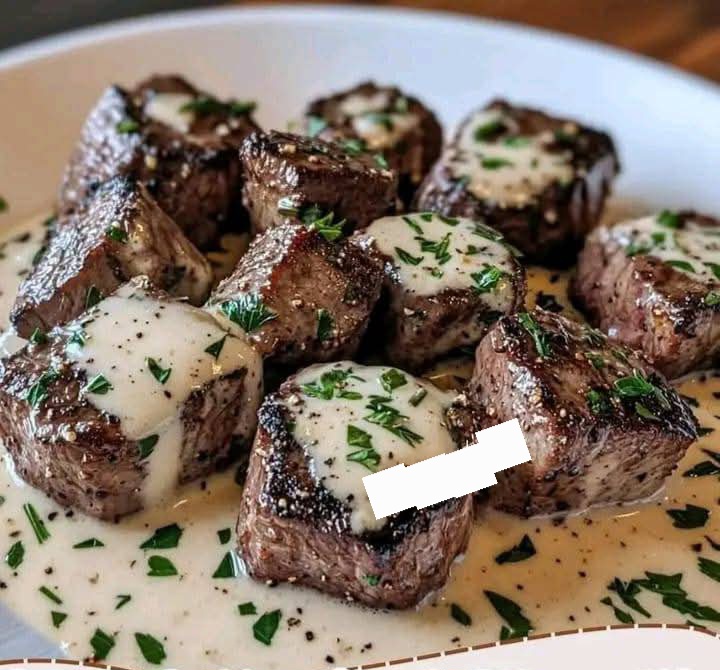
[283,362,457,534]
[607,211,720,285]
[63,280,261,504]
[448,108,575,207]
[338,91,418,150]
[144,93,195,133]
[366,213,517,308]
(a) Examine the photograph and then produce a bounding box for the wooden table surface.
[236,0,720,83]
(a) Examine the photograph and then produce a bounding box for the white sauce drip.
[284,362,456,534]
[144,93,195,133]
[608,214,720,284]
[365,213,516,309]
[448,109,574,207]
[338,91,418,150]
[63,281,261,505]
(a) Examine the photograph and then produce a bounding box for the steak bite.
[239,130,397,236]
[0,278,262,520]
[413,100,619,264]
[448,309,697,516]
[237,362,473,609]
[11,177,212,339]
[207,223,383,365]
[572,210,720,379]
[303,81,443,205]
[60,74,260,248]
[358,212,525,371]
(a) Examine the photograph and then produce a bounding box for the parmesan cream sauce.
[144,93,196,134]
[0,214,719,670]
[448,109,574,207]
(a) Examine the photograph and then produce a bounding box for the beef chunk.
[572,210,720,378]
[448,309,697,516]
[413,100,619,265]
[239,130,397,236]
[237,362,473,608]
[208,223,383,365]
[60,74,259,248]
[303,81,442,205]
[11,177,212,338]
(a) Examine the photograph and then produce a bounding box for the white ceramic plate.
[1,4,720,665]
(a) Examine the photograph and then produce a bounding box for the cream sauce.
[285,363,456,534]
[448,109,574,207]
[144,93,195,133]
[365,213,517,310]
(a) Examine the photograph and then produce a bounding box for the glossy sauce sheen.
[1,215,719,670]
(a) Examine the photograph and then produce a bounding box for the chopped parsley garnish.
[24,503,50,543]
[115,594,132,610]
[666,504,709,529]
[517,312,551,358]
[135,632,167,665]
[495,534,536,564]
[705,261,720,280]
[204,335,227,359]
[481,156,514,169]
[116,119,139,134]
[484,590,533,640]
[585,352,605,369]
[362,111,394,130]
[85,285,104,309]
[374,153,389,169]
[301,368,363,400]
[363,574,381,586]
[608,577,651,618]
[395,247,423,265]
[306,115,327,137]
[613,370,669,409]
[409,388,428,407]
[300,207,345,242]
[504,136,531,147]
[26,369,59,409]
[634,402,658,421]
[83,373,113,395]
[625,240,652,257]
[147,555,178,577]
[180,96,256,117]
[684,460,720,478]
[238,602,257,615]
[253,610,282,646]
[633,571,720,622]
[90,628,115,661]
[474,118,504,141]
[586,389,612,415]
[106,225,128,243]
[213,551,240,578]
[138,434,159,459]
[450,603,472,626]
[73,538,104,549]
[380,368,407,393]
[346,425,381,472]
[220,294,277,333]
[147,357,172,384]
[667,259,695,272]
[5,541,24,569]
[39,585,62,605]
[704,291,720,306]
[217,528,232,545]
[316,309,334,342]
[600,596,634,624]
[140,523,183,550]
[29,328,47,345]
[402,216,423,235]
[471,265,505,293]
[364,395,422,446]
[417,233,452,264]
[699,556,720,583]
[657,210,680,228]
[51,611,67,628]
[67,327,87,348]
[340,138,367,155]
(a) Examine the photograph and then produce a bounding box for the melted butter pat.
[144,93,195,133]
[285,362,456,534]
[366,213,516,309]
[449,109,574,207]
[63,281,260,505]
[608,214,720,284]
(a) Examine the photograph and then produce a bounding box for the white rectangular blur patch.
[363,418,530,521]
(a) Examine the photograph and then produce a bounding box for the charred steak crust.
[239,130,398,236]
[11,176,213,338]
[237,389,473,609]
[208,223,383,365]
[571,211,720,379]
[60,74,260,248]
[413,100,619,265]
[304,81,443,204]
[449,309,697,516]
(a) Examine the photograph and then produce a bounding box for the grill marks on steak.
[448,309,697,516]
[239,131,397,237]
[208,223,383,365]
[572,211,720,378]
[303,81,443,205]
[10,177,212,338]
[60,74,259,248]
[414,100,619,265]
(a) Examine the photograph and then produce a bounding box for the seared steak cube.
[60,74,259,248]
[0,277,262,520]
[239,130,397,236]
[237,362,473,608]
[303,81,443,205]
[358,213,525,371]
[572,211,720,378]
[449,309,696,516]
[207,223,383,365]
[414,100,619,264]
[11,177,212,338]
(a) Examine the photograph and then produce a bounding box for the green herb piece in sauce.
[67,328,87,348]
[140,523,183,549]
[147,555,178,577]
[301,368,362,400]
[504,136,531,148]
[495,534,536,564]
[474,118,505,141]
[683,460,720,477]
[106,226,129,243]
[346,425,381,472]
[340,138,367,155]
[23,503,50,543]
[450,603,472,626]
[253,610,282,646]
[704,291,720,306]
[73,538,104,549]
[116,119,139,134]
[364,396,422,446]
[666,504,709,529]
[484,590,533,640]
[51,611,67,628]
[417,233,452,264]
[481,156,514,169]
[26,369,59,409]
[220,294,277,333]
[657,210,681,229]
[704,262,720,280]
[586,389,612,415]
[471,265,505,293]
[600,596,634,624]
[135,632,166,665]
[363,574,381,586]
[613,371,669,408]
[90,628,115,661]
[213,551,239,578]
[316,309,334,342]
[85,285,104,309]
[667,259,695,273]
[306,115,327,137]
[699,556,720,583]
[147,357,171,384]
[380,368,407,394]
[608,578,651,618]
[83,373,113,395]
[374,153,389,169]
[204,335,227,359]
[138,434,159,459]
[115,594,132,610]
[517,312,551,358]
[585,352,605,369]
[0,196,7,213]
[633,571,720,621]
[238,602,257,615]
[409,388,427,407]
[5,541,24,569]
[39,585,62,605]
[29,328,47,345]
[217,528,232,545]
[402,216,423,235]
[625,240,652,257]
[395,247,423,265]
